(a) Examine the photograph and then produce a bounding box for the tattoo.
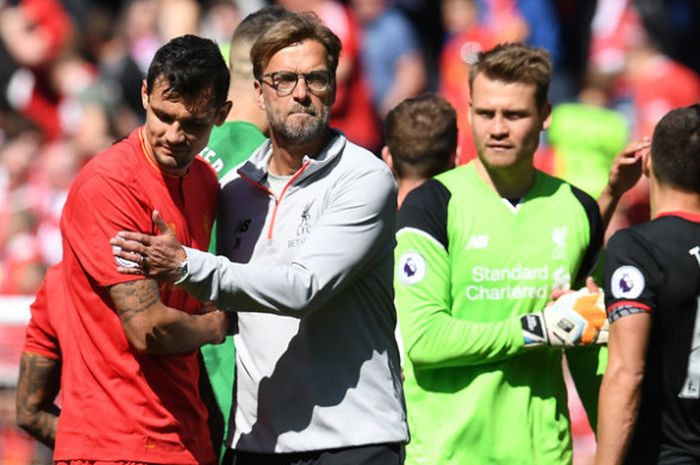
[16,352,61,448]
[109,279,161,323]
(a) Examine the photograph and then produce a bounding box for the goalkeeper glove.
[520,288,609,347]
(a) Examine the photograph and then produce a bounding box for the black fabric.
[605,215,700,459]
[570,184,603,285]
[224,443,404,465]
[397,179,451,251]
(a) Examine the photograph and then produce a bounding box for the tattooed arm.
[16,352,61,448]
[109,279,228,354]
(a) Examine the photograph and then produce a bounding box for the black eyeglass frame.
[259,70,333,96]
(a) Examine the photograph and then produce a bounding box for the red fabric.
[55,128,218,465]
[20,0,72,61]
[22,264,62,360]
[319,3,381,151]
[630,56,700,138]
[656,211,700,223]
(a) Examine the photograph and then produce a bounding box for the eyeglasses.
[260,71,332,96]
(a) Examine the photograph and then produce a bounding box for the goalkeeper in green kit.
[394,43,646,465]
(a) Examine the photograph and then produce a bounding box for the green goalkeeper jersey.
[395,163,604,465]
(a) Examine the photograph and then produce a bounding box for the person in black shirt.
[596,103,700,465]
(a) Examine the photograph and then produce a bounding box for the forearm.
[16,353,61,448]
[595,367,643,465]
[403,312,527,368]
[138,308,227,355]
[110,279,226,354]
[180,246,364,315]
[566,344,607,430]
[597,184,620,232]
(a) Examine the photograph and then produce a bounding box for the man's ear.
[642,147,652,178]
[254,80,265,111]
[381,146,395,174]
[215,101,233,125]
[541,103,552,131]
[451,146,461,168]
[141,80,149,110]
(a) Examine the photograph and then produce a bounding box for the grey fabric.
[180,132,408,453]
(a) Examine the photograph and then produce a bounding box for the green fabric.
[199,121,265,461]
[395,163,603,465]
[548,103,628,198]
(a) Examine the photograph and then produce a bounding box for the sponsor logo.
[552,226,568,259]
[235,219,251,234]
[398,252,426,285]
[551,266,571,292]
[465,234,489,250]
[610,265,645,299]
[522,313,545,339]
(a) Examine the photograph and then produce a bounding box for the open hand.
[110,210,186,282]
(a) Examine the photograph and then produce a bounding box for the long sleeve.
[179,164,397,316]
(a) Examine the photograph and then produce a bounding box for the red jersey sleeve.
[23,265,62,360]
[61,172,152,288]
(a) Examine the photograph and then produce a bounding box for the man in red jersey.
[53,34,231,465]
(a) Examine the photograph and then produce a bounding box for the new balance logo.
[465,235,489,249]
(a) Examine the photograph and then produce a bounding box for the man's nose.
[490,116,508,138]
[292,75,310,101]
[165,123,186,144]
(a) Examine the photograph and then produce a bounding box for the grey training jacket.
[179,132,408,453]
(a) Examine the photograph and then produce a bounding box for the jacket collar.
[238,130,347,186]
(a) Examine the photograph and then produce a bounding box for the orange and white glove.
[521,288,608,347]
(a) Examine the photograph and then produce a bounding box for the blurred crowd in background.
[0,0,699,463]
[1,0,700,297]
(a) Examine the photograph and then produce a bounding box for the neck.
[226,81,268,133]
[397,178,427,209]
[268,129,331,176]
[474,158,535,199]
[650,180,700,219]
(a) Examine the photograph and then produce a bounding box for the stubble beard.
[269,103,330,146]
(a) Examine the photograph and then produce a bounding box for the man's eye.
[307,73,328,86]
[276,73,297,85]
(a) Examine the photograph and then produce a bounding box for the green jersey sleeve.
[395,180,526,369]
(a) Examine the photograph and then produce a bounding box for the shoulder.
[536,170,600,218]
[398,179,451,250]
[71,136,140,194]
[339,140,395,183]
[190,155,220,184]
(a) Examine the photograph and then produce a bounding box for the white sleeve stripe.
[396,227,447,252]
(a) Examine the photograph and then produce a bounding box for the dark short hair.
[251,11,342,80]
[385,94,457,179]
[469,42,552,109]
[229,6,295,78]
[146,34,229,108]
[651,104,700,193]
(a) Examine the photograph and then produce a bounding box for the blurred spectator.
[439,0,501,163]
[0,0,73,140]
[548,100,628,200]
[81,3,145,130]
[200,0,243,61]
[351,0,427,118]
[635,0,700,76]
[439,0,532,163]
